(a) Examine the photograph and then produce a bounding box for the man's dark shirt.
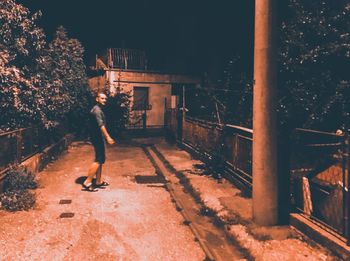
[89,104,106,142]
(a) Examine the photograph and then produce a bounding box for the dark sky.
[17,0,255,75]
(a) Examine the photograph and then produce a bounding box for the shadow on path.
[75,176,86,185]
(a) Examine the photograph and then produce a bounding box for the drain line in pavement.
[142,145,218,261]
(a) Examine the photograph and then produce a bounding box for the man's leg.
[95,139,108,186]
[83,162,100,186]
[95,164,109,186]
[84,138,104,188]
[95,164,102,185]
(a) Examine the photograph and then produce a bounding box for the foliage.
[188,0,350,132]
[4,165,37,191]
[0,165,37,211]
[43,26,92,132]
[0,190,36,211]
[279,0,350,131]
[205,140,225,180]
[186,85,217,121]
[105,90,131,139]
[0,1,92,133]
[0,0,47,130]
[186,58,253,128]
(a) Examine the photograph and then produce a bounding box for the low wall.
[0,134,74,192]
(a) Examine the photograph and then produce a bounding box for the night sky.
[17,0,255,76]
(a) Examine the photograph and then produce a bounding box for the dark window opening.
[133,87,149,110]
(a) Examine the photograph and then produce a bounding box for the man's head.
[96,92,107,106]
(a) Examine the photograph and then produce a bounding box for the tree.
[42,26,92,131]
[186,56,253,128]
[0,1,92,133]
[105,91,131,139]
[0,0,47,130]
[181,1,350,132]
[279,0,350,131]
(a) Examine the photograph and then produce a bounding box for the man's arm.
[101,125,115,145]
[93,107,115,145]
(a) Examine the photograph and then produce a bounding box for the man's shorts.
[91,138,105,164]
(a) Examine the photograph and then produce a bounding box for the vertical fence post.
[347,132,350,245]
[233,134,238,170]
[182,85,186,143]
[164,97,167,129]
[16,129,22,163]
[29,127,33,156]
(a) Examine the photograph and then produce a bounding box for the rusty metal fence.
[180,116,253,191]
[290,128,349,243]
[224,124,253,188]
[165,114,350,243]
[0,125,67,176]
[164,109,181,141]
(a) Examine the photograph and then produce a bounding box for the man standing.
[83,92,115,191]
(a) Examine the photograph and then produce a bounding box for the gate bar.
[347,133,350,245]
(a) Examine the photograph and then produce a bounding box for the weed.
[4,165,37,191]
[0,190,36,211]
[0,165,37,211]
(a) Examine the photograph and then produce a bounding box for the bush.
[0,165,37,211]
[4,165,37,191]
[0,190,36,212]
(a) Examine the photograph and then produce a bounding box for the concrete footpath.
[0,140,205,261]
[153,138,342,261]
[0,137,343,260]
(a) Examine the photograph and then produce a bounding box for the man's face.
[96,93,107,106]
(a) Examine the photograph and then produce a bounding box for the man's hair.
[96,92,106,98]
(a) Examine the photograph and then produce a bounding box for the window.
[133,87,149,110]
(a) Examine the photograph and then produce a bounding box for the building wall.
[88,70,200,129]
[87,75,106,94]
[108,70,200,85]
[116,82,171,128]
[108,70,199,129]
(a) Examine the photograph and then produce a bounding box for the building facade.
[88,48,200,130]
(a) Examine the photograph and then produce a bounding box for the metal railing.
[165,114,350,243]
[225,124,253,188]
[178,116,253,190]
[108,48,147,70]
[0,125,66,175]
[290,128,349,242]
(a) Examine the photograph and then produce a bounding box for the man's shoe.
[95,181,109,187]
[82,183,98,192]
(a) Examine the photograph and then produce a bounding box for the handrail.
[0,128,27,137]
[295,128,343,137]
[167,113,350,242]
[226,124,253,134]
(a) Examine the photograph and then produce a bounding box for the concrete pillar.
[252,0,278,225]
